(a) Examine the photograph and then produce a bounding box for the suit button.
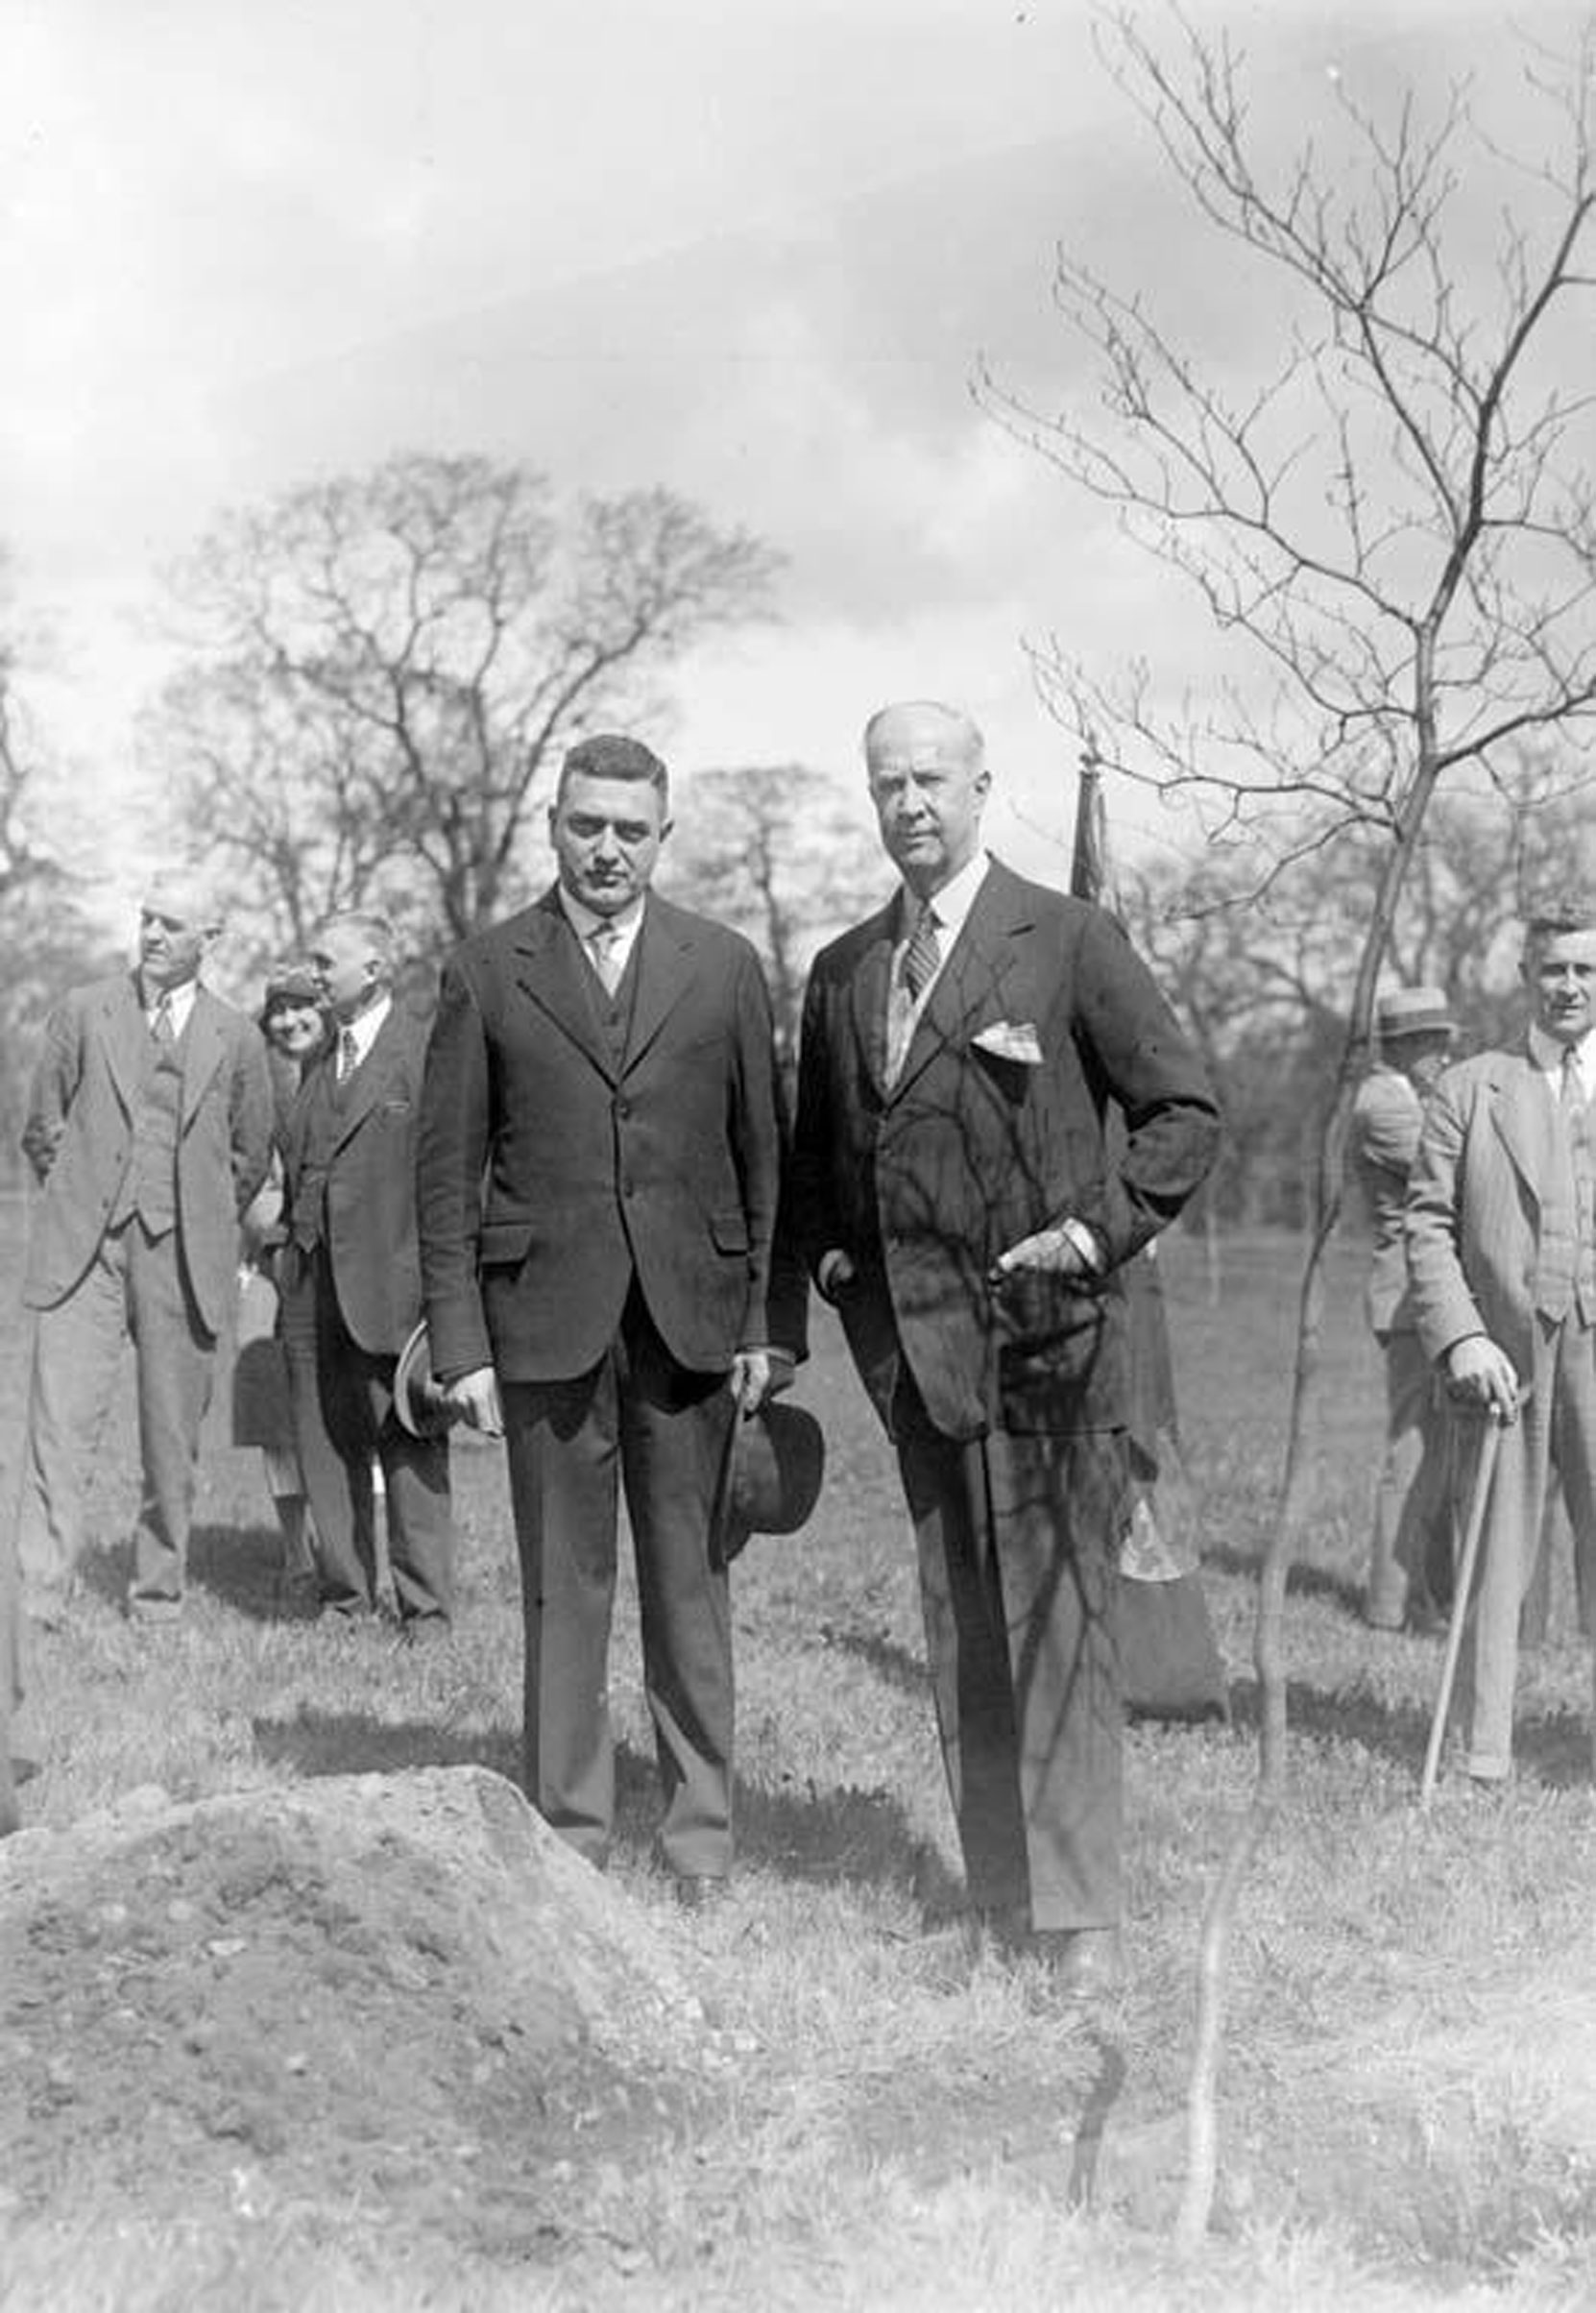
[616,1099,630,1120]
[621,1181,635,1199]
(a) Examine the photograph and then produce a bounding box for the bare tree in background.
[150,453,781,958]
[661,767,885,1074]
[983,10,1596,2242]
[0,575,111,1180]
[1125,758,1596,1222]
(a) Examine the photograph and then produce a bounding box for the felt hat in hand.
[393,1320,465,1441]
[711,1400,826,1568]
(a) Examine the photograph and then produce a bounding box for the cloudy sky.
[3,0,1589,915]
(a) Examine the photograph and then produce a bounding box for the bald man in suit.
[15,880,273,1627]
[787,701,1220,1994]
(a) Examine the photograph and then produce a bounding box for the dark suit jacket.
[788,861,1221,1442]
[21,974,272,1335]
[280,1001,432,1357]
[418,888,803,1384]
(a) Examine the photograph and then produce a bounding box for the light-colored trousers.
[1454,1308,1596,1778]
[14,1217,217,1615]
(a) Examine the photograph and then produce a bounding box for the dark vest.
[289,1063,344,1253]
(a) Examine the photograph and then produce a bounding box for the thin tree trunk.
[1176,760,1439,2245]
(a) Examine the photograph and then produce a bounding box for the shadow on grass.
[188,1522,286,1621]
[819,1623,928,1698]
[253,1706,521,1781]
[1204,1542,1364,1617]
[1229,1676,1594,1789]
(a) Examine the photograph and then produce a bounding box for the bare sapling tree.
[982,8,1596,2243]
[149,453,781,959]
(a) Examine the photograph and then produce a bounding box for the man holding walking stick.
[1407,899,1596,1786]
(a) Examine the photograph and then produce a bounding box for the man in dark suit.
[278,912,453,1636]
[417,734,802,1895]
[15,876,273,1625]
[788,701,1220,1994]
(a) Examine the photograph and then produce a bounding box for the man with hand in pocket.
[787,701,1219,1993]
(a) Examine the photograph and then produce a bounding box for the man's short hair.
[315,910,396,971]
[1524,891,1596,945]
[556,734,670,807]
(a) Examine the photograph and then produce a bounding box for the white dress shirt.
[142,977,200,1039]
[885,852,990,1083]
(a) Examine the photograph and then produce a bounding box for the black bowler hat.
[710,1400,826,1569]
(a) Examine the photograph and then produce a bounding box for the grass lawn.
[2,1207,1594,2310]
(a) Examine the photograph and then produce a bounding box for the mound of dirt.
[0,1767,716,2261]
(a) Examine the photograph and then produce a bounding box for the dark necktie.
[337,1026,360,1083]
[902,902,941,1002]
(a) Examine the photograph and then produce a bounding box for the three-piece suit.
[278,1002,453,1626]
[788,859,1219,1929]
[1407,1039,1596,1775]
[417,887,801,1876]
[15,972,273,1615]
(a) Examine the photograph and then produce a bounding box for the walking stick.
[1419,1402,1509,1808]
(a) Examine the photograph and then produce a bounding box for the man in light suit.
[787,701,1220,1993]
[278,912,453,1635]
[1349,986,1456,1631]
[417,734,804,1894]
[15,878,273,1625]
[1407,900,1596,1783]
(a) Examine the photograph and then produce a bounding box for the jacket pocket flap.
[479,1219,535,1264]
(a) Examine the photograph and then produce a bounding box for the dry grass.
[3,1211,1595,2308]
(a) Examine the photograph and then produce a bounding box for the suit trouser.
[1367,1327,1455,1625]
[501,1289,737,1879]
[15,1217,216,1612]
[279,1244,453,1624]
[1455,1308,1596,1778]
[894,1396,1125,1932]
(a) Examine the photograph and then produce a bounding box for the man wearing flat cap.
[417,734,806,1897]
[1408,899,1596,1783]
[1350,986,1458,1632]
[787,700,1220,1994]
[13,876,273,1630]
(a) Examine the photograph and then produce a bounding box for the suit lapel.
[849,902,898,1102]
[1488,1044,1560,1200]
[623,898,696,1076]
[330,1004,407,1151]
[888,864,1036,1105]
[512,891,617,1083]
[100,975,150,1114]
[180,989,230,1125]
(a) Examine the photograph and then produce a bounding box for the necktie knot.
[902,901,941,1002]
[589,922,623,995]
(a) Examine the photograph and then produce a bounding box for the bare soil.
[0,1767,719,2270]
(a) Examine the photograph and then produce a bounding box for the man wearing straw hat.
[1407,900,1596,1783]
[1350,985,1457,1632]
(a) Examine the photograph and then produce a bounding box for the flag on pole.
[1071,740,1227,1722]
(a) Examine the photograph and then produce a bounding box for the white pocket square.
[972,1020,1044,1065]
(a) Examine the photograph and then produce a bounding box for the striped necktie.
[902,902,941,1001]
[336,1026,360,1083]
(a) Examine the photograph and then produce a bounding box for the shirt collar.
[142,975,200,1034]
[339,992,392,1065]
[1529,1022,1596,1081]
[559,888,646,947]
[898,850,989,943]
